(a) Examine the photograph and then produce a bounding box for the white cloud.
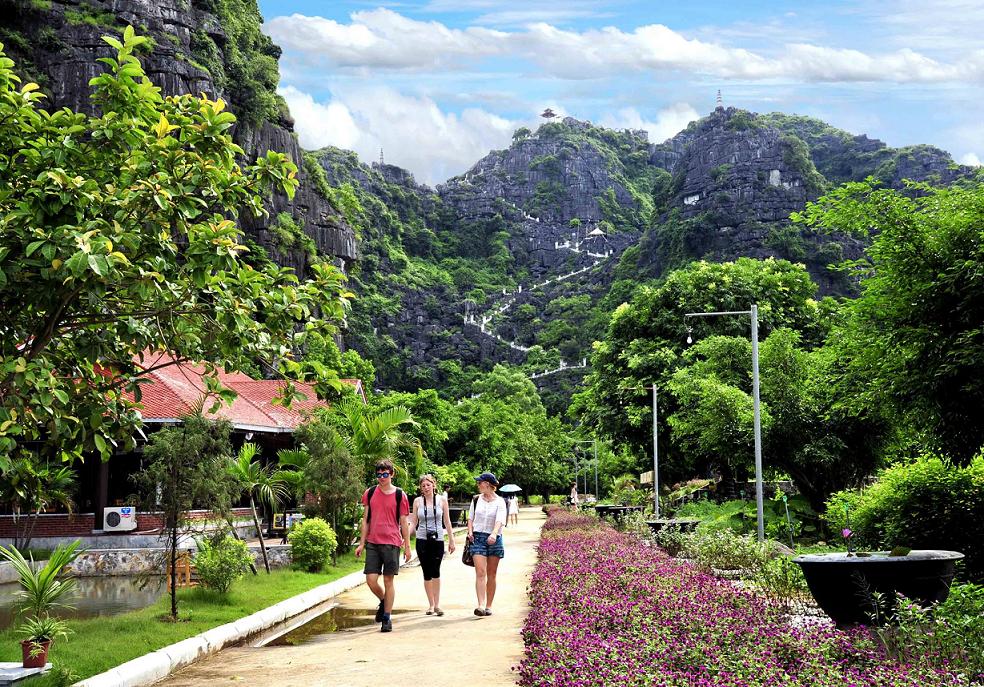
[959,152,981,166]
[264,10,984,83]
[279,86,518,185]
[265,9,507,71]
[864,0,984,53]
[598,103,700,144]
[279,86,359,150]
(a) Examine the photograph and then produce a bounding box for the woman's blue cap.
[475,472,499,486]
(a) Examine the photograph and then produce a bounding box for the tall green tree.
[132,412,238,619]
[281,420,363,561]
[573,257,829,474]
[0,30,349,472]
[793,179,984,463]
[667,338,773,495]
[227,443,288,573]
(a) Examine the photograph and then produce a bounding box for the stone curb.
[72,568,370,687]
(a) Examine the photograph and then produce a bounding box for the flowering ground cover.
[518,512,972,686]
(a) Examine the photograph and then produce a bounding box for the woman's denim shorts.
[470,532,504,558]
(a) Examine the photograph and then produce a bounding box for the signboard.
[639,470,654,485]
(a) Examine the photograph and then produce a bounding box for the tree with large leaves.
[228,443,289,573]
[0,29,349,472]
[340,403,422,485]
[793,179,984,463]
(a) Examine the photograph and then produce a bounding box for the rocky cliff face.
[439,117,647,226]
[632,107,861,294]
[5,1,976,395]
[1,0,356,273]
[757,113,971,189]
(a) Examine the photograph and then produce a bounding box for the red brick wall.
[0,513,95,538]
[0,508,254,538]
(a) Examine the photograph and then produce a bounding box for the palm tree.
[0,459,76,551]
[227,443,289,573]
[342,404,422,478]
[279,403,422,561]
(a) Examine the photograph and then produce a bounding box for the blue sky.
[258,0,983,185]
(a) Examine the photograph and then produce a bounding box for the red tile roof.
[127,351,363,433]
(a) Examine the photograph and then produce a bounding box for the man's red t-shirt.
[361,487,410,547]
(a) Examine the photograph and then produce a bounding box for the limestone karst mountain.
[4,0,976,400]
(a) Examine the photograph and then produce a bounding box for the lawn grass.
[0,552,363,685]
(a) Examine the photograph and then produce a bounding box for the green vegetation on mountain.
[533,119,658,229]
[192,0,287,125]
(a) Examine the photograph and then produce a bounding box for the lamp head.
[685,325,693,345]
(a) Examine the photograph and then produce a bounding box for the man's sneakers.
[374,601,385,623]
[380,616,393,632]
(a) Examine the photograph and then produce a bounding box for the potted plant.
[0,540,83,668]
[793,546,964,626]
[794,509,965,626]
[18,615,71,668]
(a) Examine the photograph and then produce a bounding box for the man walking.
[355,460,411,632]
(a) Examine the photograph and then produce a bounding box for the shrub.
[289,517,337,572]
[652,523,687,556]
[680,528,770,574]
[676,496,820,541]
[753,554,811,613]
[824,453,984,581]
[870,583,984,681]
[194,535,253,594]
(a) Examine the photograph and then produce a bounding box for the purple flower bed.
[518,512,967,686]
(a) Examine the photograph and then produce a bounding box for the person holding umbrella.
[499,484,522,526]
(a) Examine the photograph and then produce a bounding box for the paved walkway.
[159,508,545,687]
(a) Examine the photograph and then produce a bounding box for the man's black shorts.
[364,542,401,576]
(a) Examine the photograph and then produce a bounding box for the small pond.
[0,576,165,629]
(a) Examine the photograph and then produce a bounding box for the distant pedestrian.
[467,472,507,617]
[507,494,519,526]
[355,460,411,633]
[569,482,579,508]
[410,474,456,616]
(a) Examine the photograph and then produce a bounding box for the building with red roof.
[128,350,365,433]
[0,352,366,540]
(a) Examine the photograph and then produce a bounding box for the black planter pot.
[793,550,964,626]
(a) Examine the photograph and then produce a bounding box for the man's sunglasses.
[376,471,391,479]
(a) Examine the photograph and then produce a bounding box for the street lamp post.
[574,439,598,500]
[652,383,659,519]
[684,304,765,542]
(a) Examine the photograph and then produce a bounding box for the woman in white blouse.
[467,471,507,617]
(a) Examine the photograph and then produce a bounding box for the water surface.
[0,575,165,629]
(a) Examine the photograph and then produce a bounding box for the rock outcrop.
[439,117,651,228]
[2,0,356,273]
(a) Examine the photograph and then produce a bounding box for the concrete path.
[158,508,545,687]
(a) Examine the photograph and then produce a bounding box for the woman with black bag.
[467,472,507,617]
[410,474,455,616]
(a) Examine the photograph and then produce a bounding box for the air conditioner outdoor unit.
[104,506,137,532]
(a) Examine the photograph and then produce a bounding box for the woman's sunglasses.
[376,471,391,479]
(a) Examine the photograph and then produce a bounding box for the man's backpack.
[366,485,404,525]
